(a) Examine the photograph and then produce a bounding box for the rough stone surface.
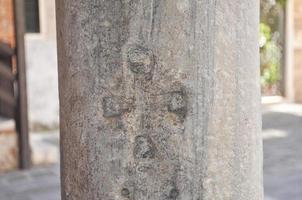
[56,0,262,199]
[133,135,155,159]
[102,97,122,118]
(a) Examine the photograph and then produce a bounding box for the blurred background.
[0,0,301,199]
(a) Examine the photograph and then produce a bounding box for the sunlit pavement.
[0,103,302,199]
[263,103,302,200]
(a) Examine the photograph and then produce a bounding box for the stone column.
[56,1,263,199]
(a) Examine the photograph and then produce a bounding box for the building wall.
[293,0,302,102]
[26,0,59,130]
[25,37,59,130]
[0,0,15,46]
[0,0,18,173]
[25,0,56,39]
[38,0,56,39]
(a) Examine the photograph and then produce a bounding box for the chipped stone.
[127,45,154,74]
[102,97,121,117]
[133,135,155,159]
[161,182,179,200]
[168,91,187,116]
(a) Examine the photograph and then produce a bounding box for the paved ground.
[0,165,60,200]
[30,131,60,165]
[0,103,302,200]
[263,103,302,200]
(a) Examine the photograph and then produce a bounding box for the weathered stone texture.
[56,0,262,199]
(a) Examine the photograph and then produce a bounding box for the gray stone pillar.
[56,1,263,199]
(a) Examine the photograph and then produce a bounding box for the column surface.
[56,1,262,199]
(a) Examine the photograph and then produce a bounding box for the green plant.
[259,22,281,89]
[277,0,287,7]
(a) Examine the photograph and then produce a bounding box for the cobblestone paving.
[0,103,301,200]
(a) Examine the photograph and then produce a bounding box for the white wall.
[25,0,58,131]
[25,37,59,130]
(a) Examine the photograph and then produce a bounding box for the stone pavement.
[0,103,302,200]
[263,103,302,200]
[0,130,60,200]
[30,131,60,165]
[0,165,60,200]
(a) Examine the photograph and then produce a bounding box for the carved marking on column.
[119,42,189,198]
[133,135,156,159]
[102,97,122,117]
[127,45,155,76]
[161,181,179,200]
[102,96,131,118]
[120,180,135,199]
[168,90,187,119]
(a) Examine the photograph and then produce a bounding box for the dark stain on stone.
[169,188,179,199]
[161,181,180,200]
[133,135,155,159]
[168,91,187,119]
[127,45,155,75]
[121,188,130,198]
[102,97,122,118]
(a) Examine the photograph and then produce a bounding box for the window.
[25,0,40,33]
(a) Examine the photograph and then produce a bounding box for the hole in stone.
[121,188,130,198]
